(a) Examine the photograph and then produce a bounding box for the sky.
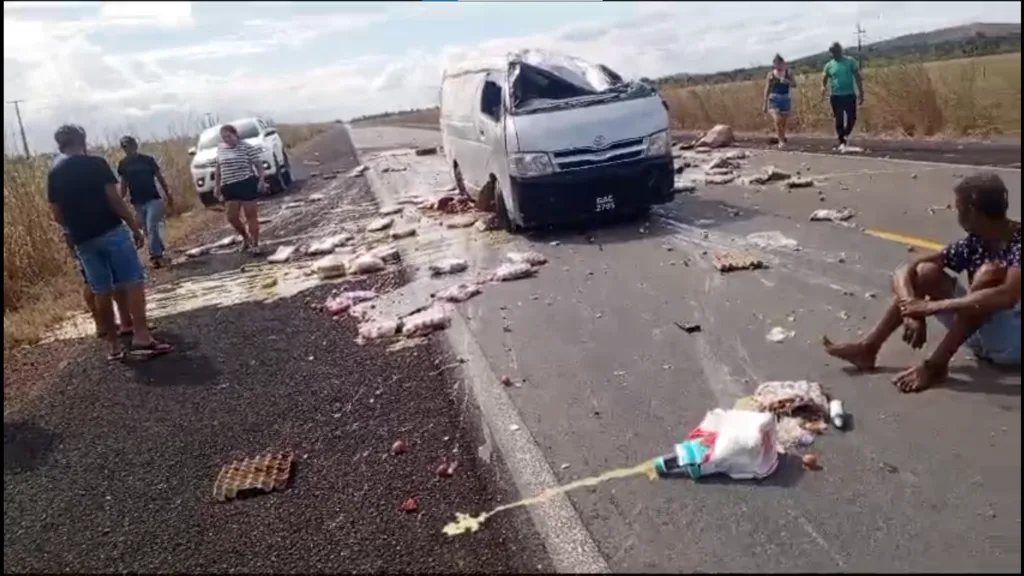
[4,1,1021,153]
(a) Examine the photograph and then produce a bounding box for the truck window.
[480,80,503,122]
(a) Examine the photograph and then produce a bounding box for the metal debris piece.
[674,321,702,334]
[712,251,766,273]
[213,452,294,502]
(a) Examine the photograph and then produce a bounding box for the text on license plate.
[595,195,616,212]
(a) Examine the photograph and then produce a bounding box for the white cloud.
[4,1,1021,152]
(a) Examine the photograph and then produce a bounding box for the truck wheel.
[494,184,520,234]
[269,157,285,194]
[453,164,468,196]
[280,151,293,187]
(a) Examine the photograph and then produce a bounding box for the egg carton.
[712,251,767,273]
[213,452,294,502]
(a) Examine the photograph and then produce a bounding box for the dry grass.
[2,122,332,351]
[359,53,1021,139]
[662,53,1022,138]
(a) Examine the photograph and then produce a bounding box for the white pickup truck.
[188,117,293,207]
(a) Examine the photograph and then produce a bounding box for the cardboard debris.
[366,217,394,232]
[312,254,348,279]
[712,251,766,273]
[213,452,294,502]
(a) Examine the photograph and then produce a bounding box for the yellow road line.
[864,229,945,252]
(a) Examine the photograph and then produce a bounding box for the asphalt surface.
[350,125,1021,573]
[3,128,551,574]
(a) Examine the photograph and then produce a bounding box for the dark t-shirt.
[940,224,1022,282]
[117,153,161,205]
[47,155,122,245]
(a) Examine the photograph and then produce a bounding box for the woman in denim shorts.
[763,54,796,149]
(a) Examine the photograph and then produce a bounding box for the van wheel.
[280,151,293,187]
[269,156,285,194]
[494,184,520,234]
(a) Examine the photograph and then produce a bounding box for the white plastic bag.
[429,258,469,276]
[436,283,482,303]
[348,254,386,275]
[506,251,547,266]
[658,409,779,480]
[401,307,451,337]
[312,254,348,279]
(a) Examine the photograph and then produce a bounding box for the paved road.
[350,125,1021,573]
[3,128,550,574]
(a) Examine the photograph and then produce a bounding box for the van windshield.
[509,52,653,115]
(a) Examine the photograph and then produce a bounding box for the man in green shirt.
[821,42,864,149]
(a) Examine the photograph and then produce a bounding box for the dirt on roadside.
[3,127,552,574]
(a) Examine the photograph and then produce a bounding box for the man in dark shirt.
[117,136,173,267]
[48,124,173,360]
[826,172,1021,392]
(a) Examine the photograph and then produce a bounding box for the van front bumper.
[508,156,675,228]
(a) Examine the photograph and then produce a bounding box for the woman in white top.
[214,124,267,253]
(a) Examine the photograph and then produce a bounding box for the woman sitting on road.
[214,124,266,254]
[763,54,796,149]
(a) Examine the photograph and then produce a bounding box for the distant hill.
[655,22,1022,88]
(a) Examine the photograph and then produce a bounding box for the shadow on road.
[4,421,58,474]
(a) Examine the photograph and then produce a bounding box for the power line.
[6,99,31,158]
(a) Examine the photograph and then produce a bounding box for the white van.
[439,50,675,232]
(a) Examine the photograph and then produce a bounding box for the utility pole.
[855,21,867,68]
[7,99,31,158]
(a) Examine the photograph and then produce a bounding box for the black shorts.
[221,177,260,202]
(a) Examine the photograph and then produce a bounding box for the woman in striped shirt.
[214,124,267,253]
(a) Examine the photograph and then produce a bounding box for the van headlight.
[645,130,671,157]
[509,152,555,178]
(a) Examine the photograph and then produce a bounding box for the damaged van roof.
[443,49,616,91]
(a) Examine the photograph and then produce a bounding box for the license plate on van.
[595,195,616,212]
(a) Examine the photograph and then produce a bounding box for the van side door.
[475,76,506,202]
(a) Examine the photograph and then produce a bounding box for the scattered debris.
[266,245,297,264]
[829,399,847,430]
[212,235,242,249]
[350,165,368,177]
[429,258,469,276]
[322,174,337,181]
[865,291,878,300]
[185,246,211,258]
[674,321,702,334]
[358,318,400,341]
[306,233,353,256]
[436,283,482,303]
[303,160,321,167]
[506,251,548,266]
[560,463,571,470]
[348,254,387,275]
[879,461,900,474]
[325,290,377,315]
[766,326,796,343]
[500,375,514,387]
[809,208,856,222]
[379,205,403,216]
[744,166,791,185]
[712,251,766,273]
[401,498,419,513]
[801,453,822,471]
[213,452,293,502]
[391,440,408,456]
[746,231,799,250]
[390,227,417,240]
[414,146,439,156]
[402,307,451,337]
[260,277,278,290]
[491,262,537,282]
[705,173,737,185]
[445,214,479,229]
[380,166,408,174]
[371,245,402,264]
[312,254,348,279]
[366,217,394,232]
[549,240,561,247]
[785,177,815,189]
[694,124,735,149]
[705,167,735,177]
[673,179,697,193]
[307,193,326,202]
[474,214,500,232]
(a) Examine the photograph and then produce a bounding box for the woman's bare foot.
[824,338,879,371]
[892,361,948,393]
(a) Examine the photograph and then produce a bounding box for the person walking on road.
[52,137,135,339]
[763,54,796,149]
[821,42,864,150]
[117,136,174,269]
[47,124,173,361]
[825,171,1020,393]
[214,124,267,254]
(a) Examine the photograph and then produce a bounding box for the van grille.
[552,137,646,171]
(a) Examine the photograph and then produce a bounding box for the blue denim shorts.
[73,225,146,294]
[768,93,791,114]
[936,281,1021,366]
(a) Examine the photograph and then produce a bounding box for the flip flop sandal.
[128,341,174,359]
[107,350,126,362]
